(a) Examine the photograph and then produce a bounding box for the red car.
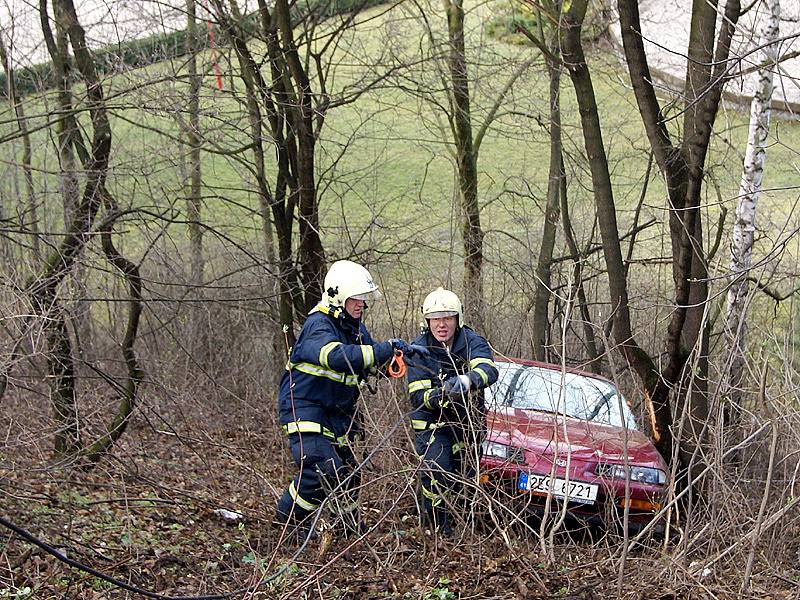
[480,359,669,533]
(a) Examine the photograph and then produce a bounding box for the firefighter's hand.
[443,374,471,397]
[406,344,430,359]
[389,339,411,354]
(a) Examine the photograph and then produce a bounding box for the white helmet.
[422,287,463,327]
[322,260,379,308]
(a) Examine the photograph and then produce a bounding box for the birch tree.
[726,0,780,425]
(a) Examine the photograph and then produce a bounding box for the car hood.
[487,407,666,468]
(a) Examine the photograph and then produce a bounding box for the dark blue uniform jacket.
[278,304,394,439]
[406,326,498,436]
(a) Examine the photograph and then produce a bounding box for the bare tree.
[442,0,484,329]
[179,0,207,357]
[514,1,602,369]
[0,0,142,459]
[617,0,742,464]
[210,0,408,342]
[397,0,532,332]
[560,0,660,433]
[184,0,204,291]
[210,0,316,345]
[726,0,780,434]
[42,0,80,227]
[517,2,566,362]
[0,30,40,262]
[27,0,114,454]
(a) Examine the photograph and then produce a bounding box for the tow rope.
[388,350,406,378]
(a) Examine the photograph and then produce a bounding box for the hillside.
[2,1,800,599]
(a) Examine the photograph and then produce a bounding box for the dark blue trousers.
[414,428,463,533]
[276,432,360,527]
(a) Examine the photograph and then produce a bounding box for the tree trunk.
[185,0,204,290]
[183,0,207,358]
[559,172,600,373]
[46,307,80,454]
[726,0,780,432]
[443,0,484,330]
[50,2,81,227]
[0,36,41,262]
[260,0,305,336]
[617,0,741,465]
[32,0,112,456]
[665,0,739,466]
[84,205,143,463]
[561,0,667,451]
[531,28,563,361]
[274,0,326,314]
[214,0,298,347]
[42,0,94,351]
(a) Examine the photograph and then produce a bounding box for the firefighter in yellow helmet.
[406,287,497,535]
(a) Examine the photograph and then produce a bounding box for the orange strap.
[388,350,406,378]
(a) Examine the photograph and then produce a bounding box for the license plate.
[518,472,599,505]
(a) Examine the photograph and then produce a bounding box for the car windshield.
[486,362,638,430]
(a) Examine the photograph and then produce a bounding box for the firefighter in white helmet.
[276,260,428,541]
[406,287,497,535]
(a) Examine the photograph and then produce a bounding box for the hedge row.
[0,0,386,98]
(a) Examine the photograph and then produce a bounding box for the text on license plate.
[518,472,599,505]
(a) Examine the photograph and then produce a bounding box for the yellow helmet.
[422,287,463,327]
[322,260,379,308]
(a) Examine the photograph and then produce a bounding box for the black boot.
[434,507,453,537]
[422,506,453,537]
[274,509,318,545]
[337,506,367,539]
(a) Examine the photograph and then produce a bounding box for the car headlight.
[481,441,525,463]
[595,463,667,485]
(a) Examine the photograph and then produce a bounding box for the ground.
[2,392,798,600]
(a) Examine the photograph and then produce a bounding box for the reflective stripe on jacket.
[278,303,394,428]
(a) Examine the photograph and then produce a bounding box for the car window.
[486,362,638,430]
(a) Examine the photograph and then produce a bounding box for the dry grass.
[2,278,799,599]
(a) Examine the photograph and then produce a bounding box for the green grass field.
[2,0,799,350]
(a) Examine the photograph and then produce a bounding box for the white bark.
[726,0,780,396]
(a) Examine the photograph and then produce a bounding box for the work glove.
[443,374,471,397]
[389,339,411,354]
[389,339,430,359]
[407,344,430,359]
